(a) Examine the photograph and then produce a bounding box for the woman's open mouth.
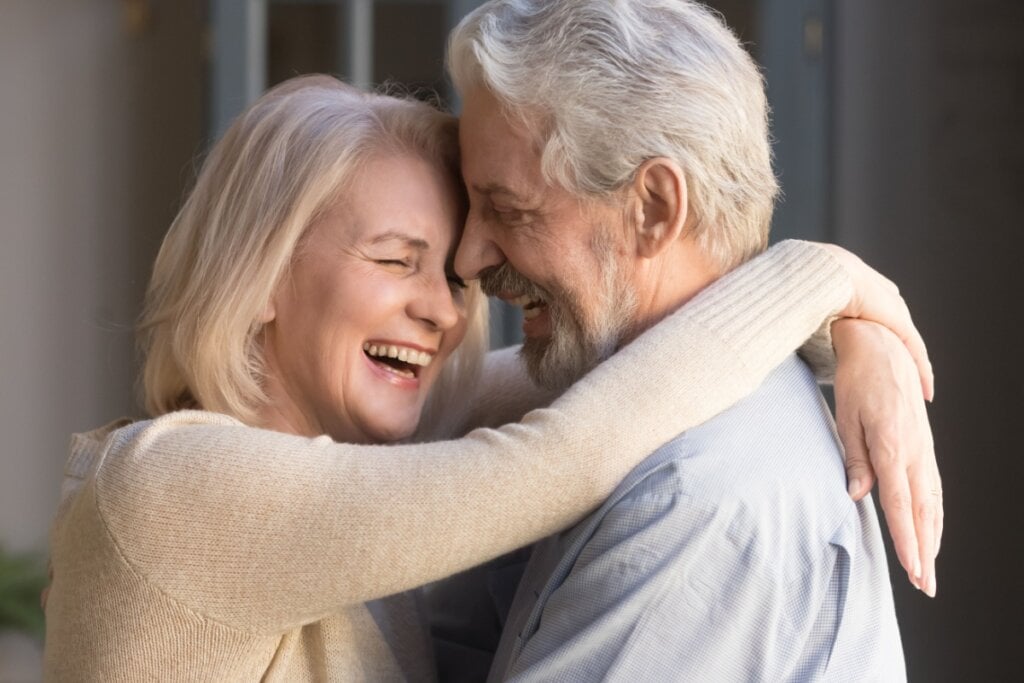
[362,342,434,380]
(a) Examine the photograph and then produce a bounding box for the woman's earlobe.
[258,300,276,324]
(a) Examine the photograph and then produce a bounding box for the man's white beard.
[481,234,637,392]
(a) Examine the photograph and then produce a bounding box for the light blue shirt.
[488,356,905,682]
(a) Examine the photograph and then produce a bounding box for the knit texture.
[44,240,850,680]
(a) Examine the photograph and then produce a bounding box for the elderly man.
[435,0,933,680]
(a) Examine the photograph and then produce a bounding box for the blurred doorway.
[706,0,832,245]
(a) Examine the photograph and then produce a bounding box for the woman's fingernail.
[847,478,862,497]
[926,575,937,597]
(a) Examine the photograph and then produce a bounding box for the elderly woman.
[43,76,933,680]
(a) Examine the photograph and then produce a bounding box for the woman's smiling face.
[259,153,468,443]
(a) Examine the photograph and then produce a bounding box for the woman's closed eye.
[376,258,411,269]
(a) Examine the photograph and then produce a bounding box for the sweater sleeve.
[457,240,841,432]
[455,325,837,436]
[94,240,851,634]
[799,320,839,384]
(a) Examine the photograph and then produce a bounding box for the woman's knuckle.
[885,490,912,513]
[915,500,935,524]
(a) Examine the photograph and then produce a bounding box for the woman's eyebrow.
[368,231,430,250]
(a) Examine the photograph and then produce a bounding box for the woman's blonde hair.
[139,75,487,427]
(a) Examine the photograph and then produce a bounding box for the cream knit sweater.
[43,241,851,681]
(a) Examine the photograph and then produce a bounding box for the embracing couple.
[43,1,939,681]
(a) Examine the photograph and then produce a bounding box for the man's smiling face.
[454,87,638,390]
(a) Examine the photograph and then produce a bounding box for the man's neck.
[622,238,721,345]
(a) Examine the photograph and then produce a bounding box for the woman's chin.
[317,395,421,444]
[371,426,416,444]
[358,415,420,444]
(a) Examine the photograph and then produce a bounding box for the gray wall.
[832,0,1023,678]
[0,1,203,673]
[0,0,204,549]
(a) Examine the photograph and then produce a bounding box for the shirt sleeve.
[507,492,832,682]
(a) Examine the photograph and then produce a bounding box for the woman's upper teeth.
[362,343,433,367]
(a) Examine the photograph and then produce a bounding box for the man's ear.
[629,157,688,259]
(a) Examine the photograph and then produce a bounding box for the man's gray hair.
[448,0,779,271]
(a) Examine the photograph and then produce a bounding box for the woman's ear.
[630,157,688,259]
[257,298,276,325]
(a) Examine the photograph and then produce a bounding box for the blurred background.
[0,0,1020,680]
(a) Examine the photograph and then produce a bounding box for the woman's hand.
[818,243,934,401]
[832,318,942,597]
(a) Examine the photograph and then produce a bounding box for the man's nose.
[455,211,505,281]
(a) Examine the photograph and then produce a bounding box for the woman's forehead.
[310,156,462,252]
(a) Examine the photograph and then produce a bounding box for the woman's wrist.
[832,317,866,356]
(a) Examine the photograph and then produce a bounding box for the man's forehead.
[459,88,542,196]
[459,92,528,152]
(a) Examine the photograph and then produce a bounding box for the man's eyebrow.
[472,183,533,203]
[368,231,430,250]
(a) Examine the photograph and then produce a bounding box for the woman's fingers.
[832,319,941,595]
[836,411,875,501]
[864,407,925,590]
[907,418,942,596]
[887,295,934,402]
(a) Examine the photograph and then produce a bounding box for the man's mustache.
[479,263,549,301]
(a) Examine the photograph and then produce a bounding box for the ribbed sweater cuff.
[798,320,839,384]
[682,240,853,376]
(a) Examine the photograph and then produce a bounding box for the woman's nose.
[409,274,463,332]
